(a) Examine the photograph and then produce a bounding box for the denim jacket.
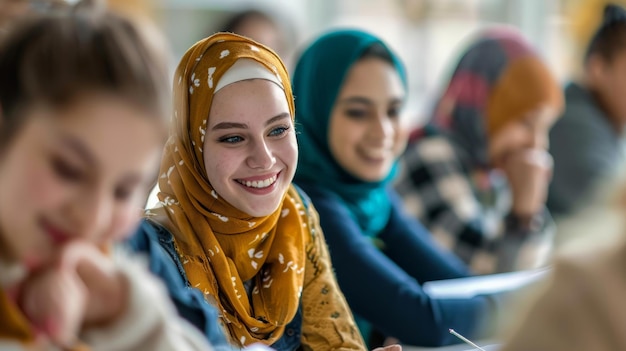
[126,219,303,351]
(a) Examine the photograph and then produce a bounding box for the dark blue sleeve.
[379,190,472,283]
[124,221,235,351]
[298,184,497,347]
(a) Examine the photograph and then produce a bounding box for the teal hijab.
[292,29,407,238]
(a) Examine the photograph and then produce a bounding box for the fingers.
[503,149,553,217]
[504,149,552,173]
[521,148,553,169]
[17,242,127,346]
[54,241,127,327]
[54,241,103,271]
[18,242,117,346]
[19,267,87,347]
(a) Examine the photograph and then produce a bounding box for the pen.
[448,329,486,351]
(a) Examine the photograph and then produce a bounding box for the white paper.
[422,267,549,299]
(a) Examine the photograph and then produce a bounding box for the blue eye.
[269,126,289,137]
[218,135,244,144]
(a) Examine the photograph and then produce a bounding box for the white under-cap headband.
[214,58,284,93]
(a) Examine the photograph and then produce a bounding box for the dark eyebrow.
[265,112,291,126]
[59,134,97,167]
[340,96,405,106]
[210,112,291,131]
[211,121,248,131]
[337,96,374,106]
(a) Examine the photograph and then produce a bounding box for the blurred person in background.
[0,0,65,33]
[501,167,626,351]
[0,1,219,350]
[566,0,626,72]
[0,0,31,31]
[547,3,626,222]
[395,27,564,274]
[292,28,520,348]
[211,8,296,68]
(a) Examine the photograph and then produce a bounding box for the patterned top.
[395,27,562,274]
[395,130,554,274]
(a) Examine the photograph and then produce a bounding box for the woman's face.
[328,57,407,182]
[203,79,297,217]
[488,105,559,167]
[0,95,163,267]
[588,50,626,127]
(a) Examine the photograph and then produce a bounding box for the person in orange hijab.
[396,26,564,274]
[131,32,379,350]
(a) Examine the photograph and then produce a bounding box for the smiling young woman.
[202,76,297,218]
[129,32,380,351]
[327,56,407,183]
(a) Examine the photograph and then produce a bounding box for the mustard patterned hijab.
[153,33,308,347]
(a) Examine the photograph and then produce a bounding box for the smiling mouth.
[235,174,278,189]
[358,148,391,162]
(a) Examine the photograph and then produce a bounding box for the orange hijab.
[0,285,33,342]
[153,33,307,347]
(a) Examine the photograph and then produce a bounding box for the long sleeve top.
[395,133,554,274]
[296,183,499,347]
[127,191,366,351]
[125,222,234,351]
[547,82,625,217]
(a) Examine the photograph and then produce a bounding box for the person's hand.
[372,345,402,351]
[19,259,87,347]
[501,148,553,219]
[69,243,129,327]
[18,241,129,347]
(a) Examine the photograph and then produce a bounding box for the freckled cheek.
[206,153,237,186]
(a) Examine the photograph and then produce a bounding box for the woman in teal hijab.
[293,29,502,347]
[295,29,406,237]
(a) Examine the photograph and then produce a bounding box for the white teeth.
[361,149,389,159]
[238,175,277,189]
